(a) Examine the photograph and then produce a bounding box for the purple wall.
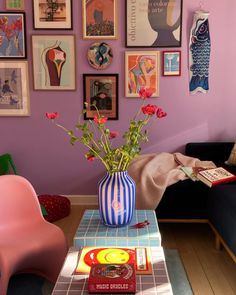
[1,1,236,195]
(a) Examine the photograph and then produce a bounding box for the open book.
[196,167,236,187]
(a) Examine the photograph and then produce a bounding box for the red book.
[197,167,236,187]
[88,263,136,293]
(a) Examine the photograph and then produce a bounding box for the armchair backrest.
[0,175,44,226]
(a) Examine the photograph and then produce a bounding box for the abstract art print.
[0,12,26,58]
[125,51,160,97]
[126,0,182,47]
[33,0,72,29]
[0,61,30,116]
[87,42,113,70]
[83,74,118,120]
[162,50,181,76]
[32,35,76,90]
[82,0,117,39]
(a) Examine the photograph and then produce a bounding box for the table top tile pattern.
[52,247,173,295]
[74,210,161,248]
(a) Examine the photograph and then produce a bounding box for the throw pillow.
[225,143,236,166]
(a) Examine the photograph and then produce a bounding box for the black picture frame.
[83,74,119,120]
[0,12,27,59]
[32,0,73,30]
[125,0,183,48]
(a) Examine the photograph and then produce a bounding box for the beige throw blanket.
[127,152,216,210]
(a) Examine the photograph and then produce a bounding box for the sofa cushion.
[208,185,236,256]
[225,143,236,166]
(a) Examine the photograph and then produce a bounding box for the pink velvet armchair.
[0,175,68,295]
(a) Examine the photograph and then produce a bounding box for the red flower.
[142,104,158,116]
[86,154,96,161]
[156,108,167,118]
[138,87,153,99]
[94,115,107,124]
[46,112,59,120]
[109,131,119,139]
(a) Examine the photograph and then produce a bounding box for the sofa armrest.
[185,142,234,166]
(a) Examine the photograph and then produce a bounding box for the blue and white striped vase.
[98,171,136,227]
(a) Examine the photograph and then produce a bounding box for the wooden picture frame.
[0,61,30,116]
[125,51,160,97]
[125,0,183,48]
[83,74,119,120]
[6,0,24,10]
[33,0,72,29]
[82,0,118,39]
[32,35,76,91]
[0,12,26,58]
[162,50,181,76]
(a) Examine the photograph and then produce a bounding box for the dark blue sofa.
[156,142,236,262]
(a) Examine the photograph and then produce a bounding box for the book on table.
[196,167,236,187]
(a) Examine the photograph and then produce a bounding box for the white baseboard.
[65,195,98,205]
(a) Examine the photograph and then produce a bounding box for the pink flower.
[142,104,158,116]
[138,87,153,99]
[46,112,59,120]
[156,108,167,118]
[94,115,108,125]
[109,131,119,139]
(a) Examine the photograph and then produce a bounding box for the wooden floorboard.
[55,206,236,295]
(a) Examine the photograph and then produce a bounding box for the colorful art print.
[6,0,24,10]
[0,12,26,58]
[33,0,72,29]
[162,50,181,76]
[82,0,118,39]
[74,247,152,275]
[83,74,118,120]
[125,0,183,48]
[87,42,113,70]
[125,51,160,97]
[0,61,30,116]
[32,35,76,90]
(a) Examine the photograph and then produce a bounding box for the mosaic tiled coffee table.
[74,210,161,247]
[51,246,173,295]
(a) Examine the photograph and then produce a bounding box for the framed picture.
[33,0,72,29]
[83,74,118,120]
[0,61,30,116]
[125,0,183,47]
[6,0,24,10]
[125,51,160,97]
[0,12,26,58]
[162,50,181,76]
[32,35,76,91]
[82,0,118,39]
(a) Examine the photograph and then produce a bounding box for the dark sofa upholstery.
[155,142,236,261]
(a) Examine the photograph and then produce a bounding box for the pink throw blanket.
[127,152,216,210]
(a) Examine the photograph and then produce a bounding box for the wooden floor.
[54,205,236,295]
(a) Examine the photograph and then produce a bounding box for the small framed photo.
[125,0,183,48]
[33,0,72,29]
[32,35,76,91]
[82,0,118,39]
[6,0,24,10]
[125,51,160,97]
[162,50,181,76]
[83,74,118,120]
[0,12,26,58]
[0,61,30,116]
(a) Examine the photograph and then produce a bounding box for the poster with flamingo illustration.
[0,12,26,58]
[32,35,76,90]
[125,51,160,97]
